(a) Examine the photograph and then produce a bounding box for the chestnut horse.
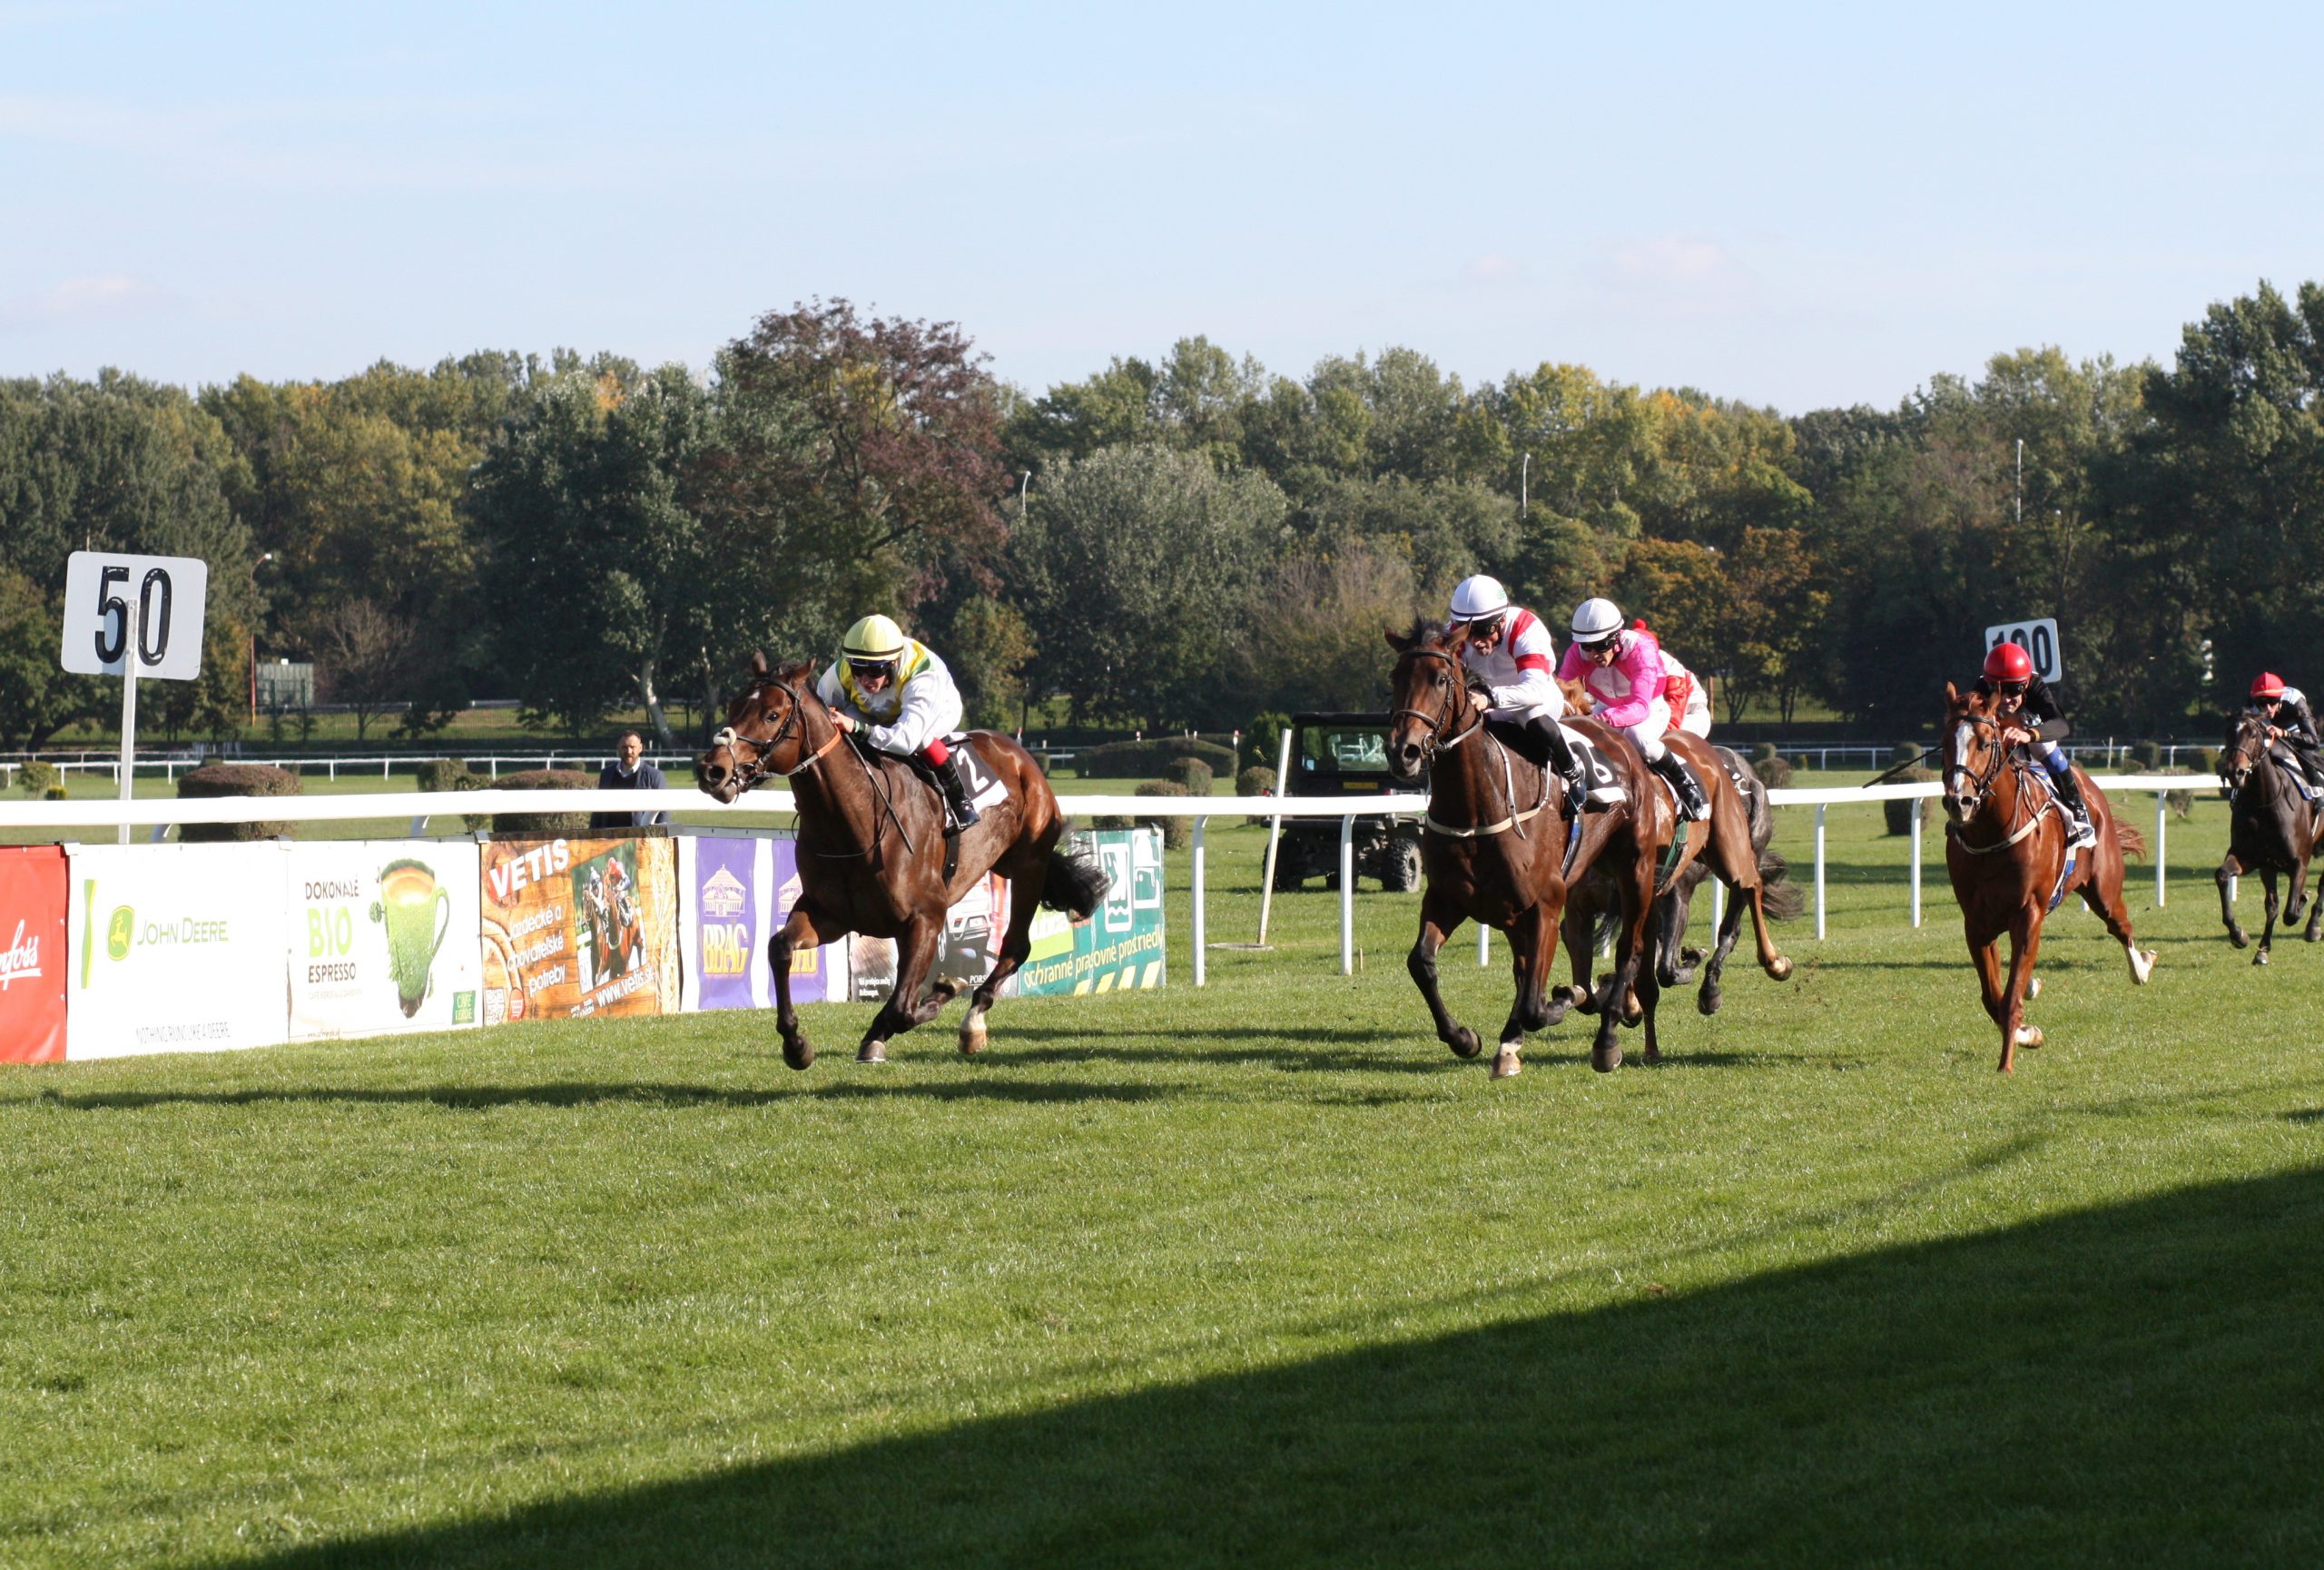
[2216,711,2324,959]
[1385,623,1669,1076]
[1940,680,2155,1073]
[1562,744,1799,1017]
[695,653,1108,1068]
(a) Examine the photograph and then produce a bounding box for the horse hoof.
[1491,1043,1522,1079]
[1698,989,1721,1017]
[959,1014,988,1056]
[2255,950,2270,967]
[2014,1025,2044,1049]
[1541,997,1571,1028]
[1449,1026,1482,1060]
[783,1038,815,1071]
[1768,955,1794,981]
[1591,1041,1622,1073]
[931,981,961,1007]
[857,1041,889,1063]
[1641,1043,1662,1065]
[2230,929,2250,949]
[2026,976,2042,1001]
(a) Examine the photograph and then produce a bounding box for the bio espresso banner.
[64,844,292,1058]
[675,834,849,1012]
[479,835,679,1022]
[287,842,483,1040]
[0,845,68,1062]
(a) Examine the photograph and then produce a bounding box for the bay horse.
[1384,623,1667,1077]
[695,652,1108,1068]
[1940,681,2155,1073]
[2215,711,2324,960]
[1562,744,1800,1017]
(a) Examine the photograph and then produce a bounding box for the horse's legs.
[1549,883,1598,1022]
[1592,855,1655,1071]
[2289,852,2318,941]
[1655,881,1691,990]
[859,918,943,1062]
[1966,922,2006,1042]
[2075,843,2158,985]
[2219,853,2250,947]
[1699,878,1748,1016]
[1492,903,1555,1079]
[767,902,836,1071]
[1997,913,2044,1072]
[958,868,1040,1056]
[2258,868,2281,965]
[1407,893,1482,1061]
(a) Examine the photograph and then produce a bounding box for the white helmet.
[1571,597,1625,643]
[1449,574,1511,622]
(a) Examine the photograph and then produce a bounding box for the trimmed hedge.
[1160,756,1214,795]
[1236,765,1276,797]
[2133,739,2163,769]
[177,763,302,842]
[1077,736,1236,780]
[1755,755,1794,789]
[417,757,484,794]
[1131,780,1191,849]
[15,760,59,796]
[1884,765,1935,835]
[478,768,595,835]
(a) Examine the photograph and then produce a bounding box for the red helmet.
[1982,642,2034,683]
[2252,672,2287,700]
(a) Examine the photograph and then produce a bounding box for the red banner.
[0,845,68,1062]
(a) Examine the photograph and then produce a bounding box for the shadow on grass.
[43,1079,1175,1113]
[227,1170,2324,1568]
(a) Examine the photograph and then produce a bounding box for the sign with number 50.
[60,552,208,681]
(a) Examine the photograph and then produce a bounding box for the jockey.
[2247,673,2324,791]
[1446,574,1609,812]
[1976,640,2094,848]
[815,614,980,829]
[1635,620,1713,738]
[1555,597,1710,820]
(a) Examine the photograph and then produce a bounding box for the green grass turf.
[3,776,2321,1566]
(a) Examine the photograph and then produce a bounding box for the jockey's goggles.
[1996,679,2027,698]
[1577,633,1619,653]
[1462,614,1503,640]
[848,657,899,679]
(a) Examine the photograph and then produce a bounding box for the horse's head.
[1940,680,2012,825]
[1384,620,1476,783]
[2222,711,2270,794]
[695,651,821,804]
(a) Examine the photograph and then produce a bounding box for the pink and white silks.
[1555,627,1707,761]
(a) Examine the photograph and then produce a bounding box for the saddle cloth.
[2270,743,2320,802]
[942,733,1010,812]
[1563,727,1708,819]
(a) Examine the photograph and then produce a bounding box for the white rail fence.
[0,775,2211,984]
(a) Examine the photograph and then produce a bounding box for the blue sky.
[4,0,2319,411]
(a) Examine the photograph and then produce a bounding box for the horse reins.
[1397,647,1549,840]
[712,676,911,860]
[1945,713,2054,855]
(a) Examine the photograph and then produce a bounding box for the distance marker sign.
[60,551,208,681]
[1983,617,2062,685]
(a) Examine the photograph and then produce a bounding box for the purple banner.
[769,839,843,1005]
[691,834,761,1011]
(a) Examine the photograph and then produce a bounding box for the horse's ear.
[1944,680,1960,705]
[1385,626,1413,653]
[749,649,769,677]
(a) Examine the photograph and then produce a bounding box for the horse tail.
[2114,820,2148,863]
[1757,849,1806,920]
[1041,827,1110,920]
[1591,902,1621,953]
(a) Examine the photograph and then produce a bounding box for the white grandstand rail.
[0,775,2211,982]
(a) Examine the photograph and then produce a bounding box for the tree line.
[5,281,2322,754]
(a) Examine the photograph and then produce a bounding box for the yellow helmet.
[841,615,907,661]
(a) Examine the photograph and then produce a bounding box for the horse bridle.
[712,673,843,794]
[1945,710,2049,853]
[1392,647,1486,760]
[2221,716,2269,793]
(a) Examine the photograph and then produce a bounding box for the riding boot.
[941,755,981,830]
[1528,714,1609,813]
[2049,762,2097,847]
[1649,749,1710,821]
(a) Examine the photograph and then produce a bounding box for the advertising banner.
[1018,827,1166,996]
[64,843,291,1058]
[479,834,679,1023]
[677,834,850,1012]
[287,842,482,1040]
[850,827,1162,1002]
[0,845,68,1062]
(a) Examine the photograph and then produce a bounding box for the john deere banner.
[287,842,483,1040]
[479,834,678,1023]
[64,843,291,1059]
[0,845,68,1063]
[676,834,848,1012]
[1017,827,1165,995]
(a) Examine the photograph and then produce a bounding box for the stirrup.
[1563,766,1611,814]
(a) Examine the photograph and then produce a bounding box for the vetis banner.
[0,845,68,1063]
[287,842,482,1040]
[479,835,678,1023]
[676,835,849,1012]
[64,844,291,1059]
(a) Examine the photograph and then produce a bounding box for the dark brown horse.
[1941,681,2155,1073]
[2216,711,2324,960]
[695,653,1108,1067]
[1384,623,1667,1076]
[1562,744,1799,1017]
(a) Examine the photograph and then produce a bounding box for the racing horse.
[1384,621,1669,1077]
[695,652,1108,1067]
[2215,710,2324,960]
[1562,745,1800,1018]
[1941,680,2155,1073]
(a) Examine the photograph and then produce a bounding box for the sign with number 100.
[1983,617,2063,685]
[60,552,208,681]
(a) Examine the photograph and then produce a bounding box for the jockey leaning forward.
[815,614,980,829]
[1975,640,2095,848]
[1556,597,1711,821]
[1633,618,1713,738]
[1446,575,1614,813]
[2247,672,2324,792]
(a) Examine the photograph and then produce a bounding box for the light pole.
[1521,451,1531,517]
[249,552,277,723]
[2014,439,2023,528]
[1020,470,1032,522]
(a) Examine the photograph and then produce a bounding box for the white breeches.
[1678,689,1711,738]
[2031,737,2062,766]
[1616,697,1674,763]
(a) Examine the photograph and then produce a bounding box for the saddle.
[2269,742,2320,802]
[886,734,1007,834]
